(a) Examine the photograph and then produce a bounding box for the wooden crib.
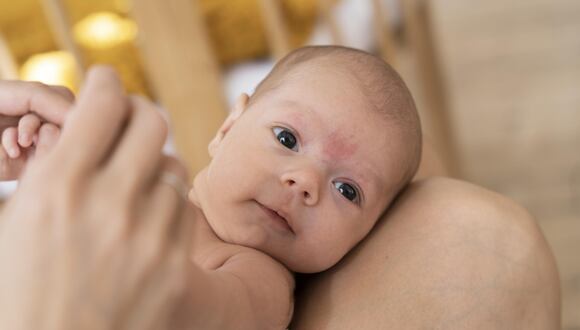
[1,0,459,177]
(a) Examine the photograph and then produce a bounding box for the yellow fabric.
[199,0,318,65]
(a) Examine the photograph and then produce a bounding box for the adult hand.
[0,81,73,180]
[0,67,195,330]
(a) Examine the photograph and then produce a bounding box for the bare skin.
[0,68,194,330]
[0,66,559,329]
[291,176,561,329]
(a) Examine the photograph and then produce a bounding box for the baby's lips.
[271,207,296,233]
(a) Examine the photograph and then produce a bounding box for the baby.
[3,45,422,329]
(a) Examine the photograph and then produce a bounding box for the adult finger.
[56,66,129,172]
[104,95,168,196]
[34,123,60,159]
[139,156,190,248]
[0,80,72,125]
[127,157,189,318]
[17,114,41,147]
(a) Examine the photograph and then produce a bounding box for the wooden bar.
[402,0,461,176]
[130,0,227,175]
[316,0,344,45]
[257,0,292,59]
[0,31,18,80]
[40,0,85,83]
[372,0,398,66]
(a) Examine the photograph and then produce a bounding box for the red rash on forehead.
[323,130,358,161]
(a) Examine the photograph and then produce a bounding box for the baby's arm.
[175,250,295,329]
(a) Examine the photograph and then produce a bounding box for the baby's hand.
[0,114,61,179]
[0,81,73,181]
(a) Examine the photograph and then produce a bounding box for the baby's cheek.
[299,234,355,273]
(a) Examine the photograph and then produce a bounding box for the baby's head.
[191,46,421,273]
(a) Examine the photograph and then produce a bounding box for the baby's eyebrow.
[278,99,318,122]
[276,99,321,139]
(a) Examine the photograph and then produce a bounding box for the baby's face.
[193,64,410,273]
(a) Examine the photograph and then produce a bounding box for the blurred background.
[0,0,578,327]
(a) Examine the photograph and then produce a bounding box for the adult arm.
[0,67,195,330]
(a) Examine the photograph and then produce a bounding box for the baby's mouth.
[255,201,295,234]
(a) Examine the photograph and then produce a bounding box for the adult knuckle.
[145,106,168,138]
[99,92,128,112]
[131,96,168,136]
[52,84,74,96]
[101,165,140,199]
[27,80,49,92]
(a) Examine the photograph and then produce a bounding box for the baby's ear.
[208,93,249,157]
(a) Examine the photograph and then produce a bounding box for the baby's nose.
[281,168,320,206]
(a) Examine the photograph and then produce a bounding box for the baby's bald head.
[196,46,423,272]
[250,46,422,189]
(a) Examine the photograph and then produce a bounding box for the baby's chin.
[282,249,348,274]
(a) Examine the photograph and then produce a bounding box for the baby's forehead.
[320,128,362,163]
[268,99,402,182]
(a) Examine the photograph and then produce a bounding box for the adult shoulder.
[291,177,560,329]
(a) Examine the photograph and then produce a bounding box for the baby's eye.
[333,181,360,204]
[273,127,298,151]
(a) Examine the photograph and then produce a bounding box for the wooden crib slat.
[0,31,18,80]
[372,0,398,66]
[257,0,292,59]
[130,0,227,175]
[40,0,85,84]
[402,0,461,176]
[317,0,344,45]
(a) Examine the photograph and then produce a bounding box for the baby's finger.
[17,114,41,147]
[34,123,61,159]
[2,127,20,158]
